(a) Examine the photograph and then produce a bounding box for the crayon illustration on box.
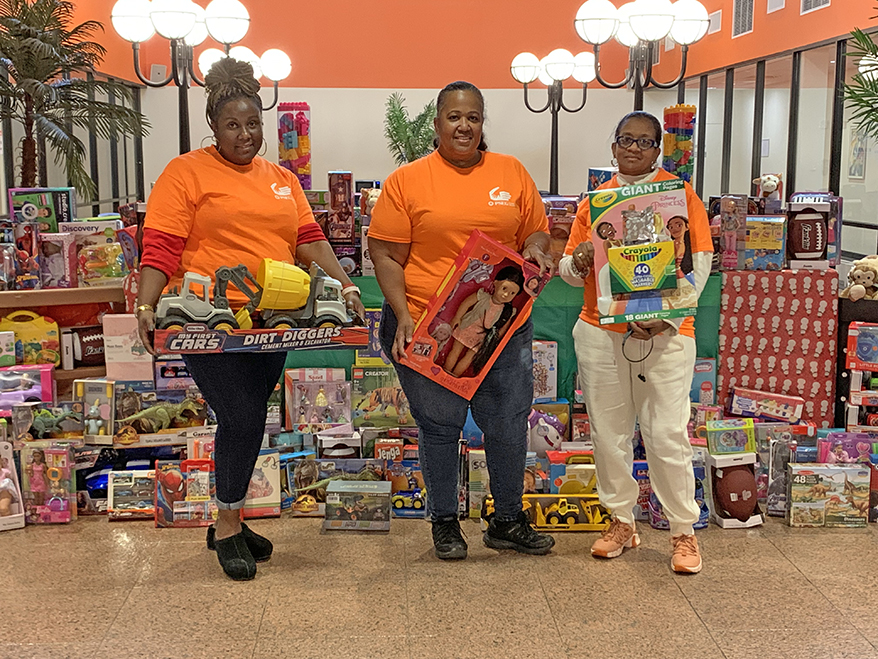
[404,231,549,399]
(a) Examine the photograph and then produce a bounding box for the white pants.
[573,319,699,536]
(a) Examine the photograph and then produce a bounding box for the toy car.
[545,498,580,526]
[392,487,426,510]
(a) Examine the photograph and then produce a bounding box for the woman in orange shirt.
[369,81,555,560]
[560,111,713,574]
[136,58,364,581]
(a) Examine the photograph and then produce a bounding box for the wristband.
[342,285,360,297]
[135,303,154,316]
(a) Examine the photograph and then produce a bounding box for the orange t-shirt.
[564,169,712,338]
[145,146,317,305]
[369,150,549,319]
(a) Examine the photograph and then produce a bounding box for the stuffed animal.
[359,188,382,217]
[840,255,878,301]
[752,174,782,201]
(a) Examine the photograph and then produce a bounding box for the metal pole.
[786,51,802,202]
[133,87,145,202]
[175,41,191,154]
[720,68,734,194]
[828,39,847,195]
[750,61,766,196]
[549,81,560,195]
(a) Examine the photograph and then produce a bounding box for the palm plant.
[844,14,878,140]
[0,0,149,198]
[383,92,436,166]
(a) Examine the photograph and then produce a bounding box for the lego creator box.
[39,232,77,288]
[113,382,210,448]
[243,450,281,518]
[743,216,786,271]
[323,480,391,531]
[8,187,75,232]
[102,314,153,382]
[107,470,155,521]
[532,341,558,402]
[588,179,698,325]
[386,459,426,518]
[403,230,550,400]
[356,309,390,367]
[155,459,218,528]
[690,358,716,405]
[717,269,838,428]
[788,463,870,528]
[352,366,414,428]
[287,457,385,516]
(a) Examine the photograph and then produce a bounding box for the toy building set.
[352,366,413,429]
[287,457,386,517]
[403,230,550,399]
[323,480,391,531]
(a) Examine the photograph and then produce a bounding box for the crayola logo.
[591,191,617,208]
[620,246,660,262]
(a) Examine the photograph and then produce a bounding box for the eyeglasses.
[615,135,659,150]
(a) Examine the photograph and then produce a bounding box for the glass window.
[729,64,757,195]
[795,44,836,192]
[699,72,726,200]
[760,56,791,189]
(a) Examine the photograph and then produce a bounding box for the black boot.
[207,522,273,562]
[214,532,257,581]
[431,517,468,560]
[484,511,555,555]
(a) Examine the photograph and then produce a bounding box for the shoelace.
[435,521,465,545]
[602,519,632,544]
[673,535,698,556]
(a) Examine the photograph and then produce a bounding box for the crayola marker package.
[589,179,698,324]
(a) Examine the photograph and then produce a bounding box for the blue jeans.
[379,303,534,522]
[183,351,287,509]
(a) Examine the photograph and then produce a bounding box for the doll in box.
[25,448,48,506]
[441,266,524,378]
[0,456,18,516]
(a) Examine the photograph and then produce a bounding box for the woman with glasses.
[559,111,713,574]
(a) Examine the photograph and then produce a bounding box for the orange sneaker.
[591,519,640,558]
[671,534,702,574]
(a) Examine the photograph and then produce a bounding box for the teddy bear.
[752,173,782,201]
[359,188,382,217]
[840,255,878,301]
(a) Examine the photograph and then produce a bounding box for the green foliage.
[383,92,436,166]
[0,0,149,197]
[844,24,878,141]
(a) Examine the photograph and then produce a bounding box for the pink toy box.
[20,442,76,523]
[0,364,55,416]
[728,387,805,423]
[0,439,25,530]
[817,433,877,464]
[403,231,550,400]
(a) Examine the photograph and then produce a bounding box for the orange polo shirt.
[369,150,549,320]
[564,169,712,338]
[145,146,317,305]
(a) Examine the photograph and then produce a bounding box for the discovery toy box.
[788,463,870,527]
[39,232,77,288]
[403,230,550,399]
[588,179,698,325]
[323,480,391,531]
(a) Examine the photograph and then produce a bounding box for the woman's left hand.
[522,243,554,277]
[344,291,366,324]
[628,319,669,340]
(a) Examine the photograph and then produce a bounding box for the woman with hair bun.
[135,57,364,581]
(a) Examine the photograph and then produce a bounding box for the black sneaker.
[214,531,257,581]
[484,511,555,555]
[207,523,273,562]
[431,517,468,560]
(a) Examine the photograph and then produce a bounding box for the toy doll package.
[20,442,76,523]
[0,440,25,530]
[404,230,550,400]
[588,179,698,325]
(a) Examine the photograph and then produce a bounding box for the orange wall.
[74,1,876,88]
[657,0,877,79]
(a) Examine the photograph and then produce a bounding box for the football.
[714,465,759,522]
[787,210,827,260]
[71,325,105,367]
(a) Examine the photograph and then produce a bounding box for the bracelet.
[341,285,360,297]
[135,303,154,316]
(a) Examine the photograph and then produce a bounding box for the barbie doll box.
[588,178,698,325]
[403,230,550,400]
[0,440,25,530]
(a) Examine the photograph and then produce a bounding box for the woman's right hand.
[137,308,157,356]
[572,241,595,277]
[392,311,415,362]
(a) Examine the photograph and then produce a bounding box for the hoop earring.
[258,138,267,157]
[200,135,214,150]
[611,157,618,167]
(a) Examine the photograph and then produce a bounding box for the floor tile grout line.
[249,584,272,659]
[668,572,730,659]
[535,570,570,659]
[95,580,138,650]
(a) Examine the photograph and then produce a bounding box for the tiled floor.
[1,516,875,659]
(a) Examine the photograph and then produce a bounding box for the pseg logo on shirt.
[271,182,293,199]
[488,186,515,208]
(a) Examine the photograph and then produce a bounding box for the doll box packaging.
[355,309,390,367]
[243,450,281,518]
[0,440,25,530]
[403,230,550,400]
[39,232,77,288]
[20,441,76,524]
[788,463,870,528]
[0,364,55,415]
[73,378,115,445]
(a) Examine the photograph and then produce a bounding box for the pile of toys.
[663,104,696,183]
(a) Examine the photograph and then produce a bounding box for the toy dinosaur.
[30,409,82,438]
[116,398,204,434]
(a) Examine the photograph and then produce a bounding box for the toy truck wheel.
[413,499,423,510]
[157,316,187,331]
[208,317,239,331]
[314,315,342,328]
[563,514,577,525]
[393,499,404,509]
[546,512,561,526]
[265,316,297,330]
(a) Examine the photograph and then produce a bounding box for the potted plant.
[0,0,149,197]
[383,92,435,166]
[845,13,878,140]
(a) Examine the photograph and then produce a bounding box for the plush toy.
[752,173,782,200]
[359,188,381,217]
[840,255,878,301]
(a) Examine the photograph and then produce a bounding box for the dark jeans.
[183,351,287,509]
[379,303,534,522]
